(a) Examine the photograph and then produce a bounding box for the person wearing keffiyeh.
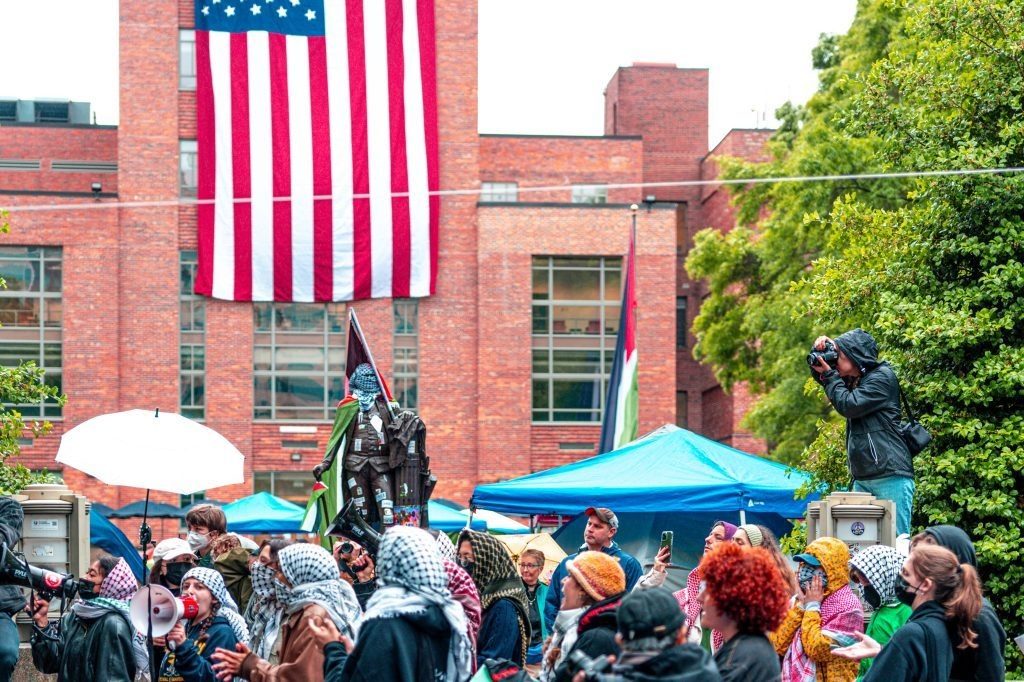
[309,526,474,682]
[458,529,530,669]
[211,543,361,681]
[242,539,292,664]
[849,545,911,681]
[30,555,142,682]
[158,567,246,682]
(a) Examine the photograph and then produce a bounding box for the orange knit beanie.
[566,550,626,601]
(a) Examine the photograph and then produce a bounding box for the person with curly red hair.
[697,542,790,682]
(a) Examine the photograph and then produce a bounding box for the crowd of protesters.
[11,499,1009,682]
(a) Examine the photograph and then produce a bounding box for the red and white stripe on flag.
[194,0,439,302]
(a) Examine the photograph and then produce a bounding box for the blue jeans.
[853,475,915,537]
[0,615,18,682]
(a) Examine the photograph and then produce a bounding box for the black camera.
[807,340,839,370]
[569,649,622,682]
[338,541,354,556]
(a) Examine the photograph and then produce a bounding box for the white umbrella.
[57,408,244,494]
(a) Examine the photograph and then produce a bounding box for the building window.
[180,140,198,197]
[254,471,314,505]
[0,101,16,122]
[571,185,608,204]
[676,296,688,349]
[0,247,62,418]
[393,300,418,409]
[180,251,205,420]
[480,182,518,202]
[34,102,69,123]
[676,391,688,429]
[180,30,197,91]
[180,492,205,508]
[531,256,621,423]
[254,303,346,421]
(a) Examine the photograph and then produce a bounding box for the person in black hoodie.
[913,525,1006,682]
[609,587,721,682]
[553,551,626,682]
[833,544,983,682]
[811,328,916,536]
[310,526,473,682]
[0,497,26,682]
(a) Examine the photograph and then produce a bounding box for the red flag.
[345,308,394,402]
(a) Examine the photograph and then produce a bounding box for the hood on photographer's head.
[0,497,23,544]
[834,328,879,375]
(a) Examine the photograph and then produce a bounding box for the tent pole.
[739,509,747,526]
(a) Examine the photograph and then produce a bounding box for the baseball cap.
[617,587,686,641]
[153,537,195,562]
[793,552,821,567]
[584,507,619,529]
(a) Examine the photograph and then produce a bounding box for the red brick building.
[0,1,771,523]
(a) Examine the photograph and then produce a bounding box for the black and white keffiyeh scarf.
[278,544,361,638]
[244,562,284,661]
[364,526,473,681]
[849,544,906,606]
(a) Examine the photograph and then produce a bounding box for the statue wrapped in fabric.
[312,362,433,534]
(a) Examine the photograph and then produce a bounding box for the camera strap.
[897,381,919,424]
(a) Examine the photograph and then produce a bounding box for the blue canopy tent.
[90,510,145,581]
[433,499,530,535]
[223,492,305,534]
[108,500,185,519]
[427,500,487,533]
[471,425,817,581]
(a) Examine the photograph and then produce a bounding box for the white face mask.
[187,530,210,551]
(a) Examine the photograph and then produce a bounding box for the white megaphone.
[129,584,200,638]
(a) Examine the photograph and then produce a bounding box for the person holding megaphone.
[30,555,145,682]
[155,567,249,682]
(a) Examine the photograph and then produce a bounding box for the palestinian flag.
[347,308,394,402]
[598,230,638,454]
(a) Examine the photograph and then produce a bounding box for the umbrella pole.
[140,488,158,680]
[139,489,152,583]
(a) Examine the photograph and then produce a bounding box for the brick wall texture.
[0,8,773,521]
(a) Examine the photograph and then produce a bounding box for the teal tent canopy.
[433,499,530,535]
[224,492,305,534]
[471,424,816,518]
[427,500,487,532]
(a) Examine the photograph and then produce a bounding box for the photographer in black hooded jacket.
[0,497,26,682]
[811,328,915,536]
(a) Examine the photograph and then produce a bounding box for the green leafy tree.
[802,1,1024,670]
[685,1,908,464]
[0,210,63,494]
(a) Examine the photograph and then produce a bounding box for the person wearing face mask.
[848,545,911,680]
[185,504,227,567]
[910,526,1006,682]
[210,543,361,681]
[151,538,199,596]
[832,544,983,682]
[242,539,292,665]
[159,567,249,682]
[30,555,144,682]
[770,537,863,682]
[458,529,531,669]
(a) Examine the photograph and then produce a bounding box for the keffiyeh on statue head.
[350,363,381,411]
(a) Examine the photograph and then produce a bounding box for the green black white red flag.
[598,230,638,453]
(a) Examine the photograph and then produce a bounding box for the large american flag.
[194,0,439,302]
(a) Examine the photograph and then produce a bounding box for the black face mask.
[77,579,99,601]
[894,574,919,608]
[458,558,475,576]
[164,563,192,587]
[863,583,882,610]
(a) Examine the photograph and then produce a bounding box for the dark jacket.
[554,594,622,682]
[158,615,239,682]
[713,633,777,682]
[863,600,952,682]
[31,610,137,682]
[0,497,26,615]
[322,604,452,682]
[613,644,721,681]
[544,543,643,629]
[818,328,914,480]
[477,597,525,667]
[923,525,1007,682]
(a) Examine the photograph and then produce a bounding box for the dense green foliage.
[689,0,1024,670]
[0,211,62,494]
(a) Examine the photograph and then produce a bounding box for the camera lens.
[340,541,354,555]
